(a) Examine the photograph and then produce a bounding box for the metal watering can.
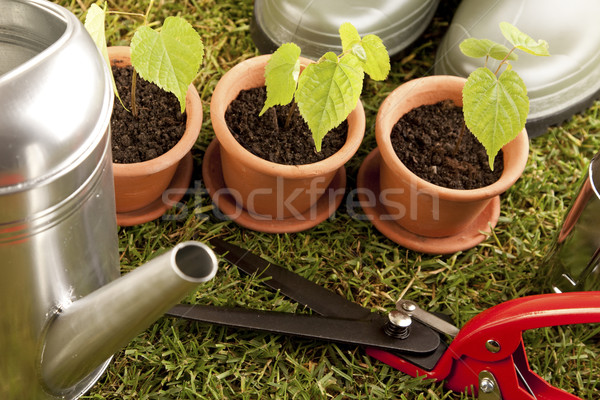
[0,1,217,398]
[545,152,600,292]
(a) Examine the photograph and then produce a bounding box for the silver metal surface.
[401,301,417,313]
[0,2,218,399]
[478,371,503,400]
[396,300,460,338]
[485,339,501,353]
[252,0,439,60]
[384,310,412,339]
[545,152,600,292]
[479,378,495,394]
[514,363,537,399]
[0,1,117,398]
[388,310,412,328]
[42,242,218,392]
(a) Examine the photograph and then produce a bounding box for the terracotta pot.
[374,75,528,240]
[108,46,202,223]
[209,54,365,223]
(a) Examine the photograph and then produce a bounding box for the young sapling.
[260,22,391,152]
[84,2,204,117]
[460,22,549,170]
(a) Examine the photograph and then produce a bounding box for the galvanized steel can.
[546,153,600,292]
[0,0,118,398]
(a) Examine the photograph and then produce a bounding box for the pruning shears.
[166,239,600,399]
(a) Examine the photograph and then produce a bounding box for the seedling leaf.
[359,35,390,81]
[352,44,367,62]
[84,3,126,108]
[339,23,390,80]
[459,38,517,61]
[340,22,361,52]
[131,16,204,113]
[84,4,108,62]
[296,52,363,151]
[462,67,528,170]
[260,43,301,116]
[500,22,550,56]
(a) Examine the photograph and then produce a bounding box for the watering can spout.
[40,241,218,393]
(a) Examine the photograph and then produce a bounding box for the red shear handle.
[453,292,600,363]
[369,292,600,399]
[446,292,600,399]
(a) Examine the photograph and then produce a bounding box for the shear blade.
[209,238,373,320]
[178,239,443,354]
[168,304,440,354]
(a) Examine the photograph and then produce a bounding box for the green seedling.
[260,22,390,152]
[84,3,125,108]
[84,1,204,116]
[460,22,549,170]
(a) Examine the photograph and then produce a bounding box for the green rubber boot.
[251,0,439,60]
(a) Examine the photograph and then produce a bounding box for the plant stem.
[453,122,466,156]
[131,68,138,118]
[494,47,517,76]
[284,102,296,130]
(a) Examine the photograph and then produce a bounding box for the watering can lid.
[0,0,113,192]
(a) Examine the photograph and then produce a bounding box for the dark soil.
[224,86,348,165]
[111,66,186,163]
[390,100,504,190]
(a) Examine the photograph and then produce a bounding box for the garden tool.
[0,1,218,398]
[545,152,600,292]
[168,239,600,399]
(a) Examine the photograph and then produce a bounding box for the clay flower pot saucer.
[357,148,500,254]
[202,139,346,233]
[116,152,193,226]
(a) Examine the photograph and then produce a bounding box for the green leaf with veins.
[260,43,301,116]
[462,67,529,170]
[131,16,204,113]
[339,22,389,81]
[500,22,550,56]
[339,22,361,51]
[359,34,390,80]
[296,52,363,151]
[261,22,389,151]
[460,38,518,61]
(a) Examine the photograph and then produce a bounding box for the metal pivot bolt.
[478,371,503,400]
[401,301,417,313]
[485,339,501,353]
[384,310,412,339]
[480,377,495,393]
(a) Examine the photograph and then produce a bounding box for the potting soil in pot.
[111,66,186,163]
[390,100,504,190]
[225,86,348,165]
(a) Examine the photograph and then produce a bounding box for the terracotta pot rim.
[375,75,529,201]
[210,54,366,178]
[109,46,202,177]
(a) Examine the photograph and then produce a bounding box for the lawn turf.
[53,1,600,398]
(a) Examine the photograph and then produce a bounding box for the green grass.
[55,0,600,398]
